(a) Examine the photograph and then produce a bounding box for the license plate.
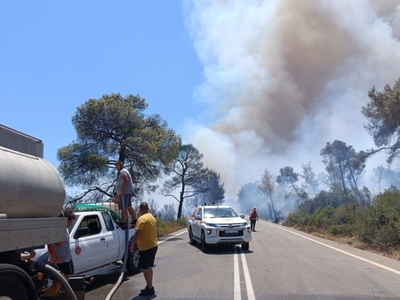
[225,229,238,234]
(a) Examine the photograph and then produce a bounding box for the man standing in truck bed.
[114,160,137,228]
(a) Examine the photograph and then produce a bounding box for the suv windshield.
[203,207,239,218]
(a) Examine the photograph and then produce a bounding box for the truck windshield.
[204,208,238,218]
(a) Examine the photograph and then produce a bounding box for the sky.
[2,1,400,208]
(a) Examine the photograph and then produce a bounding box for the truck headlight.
[205,223,217,235]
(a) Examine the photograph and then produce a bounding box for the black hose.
[35,262,77,300]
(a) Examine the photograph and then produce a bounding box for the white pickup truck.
[35,205,139,278]
[188,204,252,253]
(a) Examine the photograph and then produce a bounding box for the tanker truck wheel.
[0,274,28,300]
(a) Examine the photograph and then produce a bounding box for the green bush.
[355,191,400,250]
[157,217,187,237]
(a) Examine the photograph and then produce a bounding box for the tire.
[242,242,249,251]
[201,231,209,253]
[0,264,35,300]
[0,274,29,300]
[126,244,140,274]
[189,227,196,245]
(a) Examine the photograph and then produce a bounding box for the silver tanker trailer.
[0,124,78,300]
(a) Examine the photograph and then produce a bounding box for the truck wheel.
[126,244,140,274]
[242,242,249,251]
[0,274,29,300]
[189,227,196,245]
[201,231,209,253]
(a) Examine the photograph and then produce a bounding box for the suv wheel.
[242,242,249,251]
[189,227,196,245]
[201,230,209,253]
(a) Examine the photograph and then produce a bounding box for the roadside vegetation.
[283,189,400,260]
[157,217,187,238]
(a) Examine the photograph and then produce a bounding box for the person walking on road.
[114,160,137,228]
[130,202,158,296]
[249,207,259,232]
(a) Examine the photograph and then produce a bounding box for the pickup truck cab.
[35,205,139,277]
[188,205,252,252]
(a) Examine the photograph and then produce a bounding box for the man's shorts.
[118,194,132,210]
[138,246,158,269]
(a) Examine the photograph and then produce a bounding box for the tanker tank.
[0,146,65,218]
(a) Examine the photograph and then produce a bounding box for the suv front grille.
[218,224,244,237]
[219,229,243,237]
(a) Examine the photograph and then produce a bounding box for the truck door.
[70,214,108,274]
[100,211,123,262]
[193,207,202,237]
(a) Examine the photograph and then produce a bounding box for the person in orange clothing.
[249,207,259,232]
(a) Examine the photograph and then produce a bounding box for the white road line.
[272,223,400,276]
[234,248,241,300]
[240,249,256,300]
[157,229,187,245]
[168,230,257,299]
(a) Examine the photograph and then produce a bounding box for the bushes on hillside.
[356,191,400,251]
[283,190,400,253]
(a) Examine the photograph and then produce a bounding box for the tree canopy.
[320,140,365,196]
[362,78,400,162]
[58,93,181,200]
[162,144,209,218]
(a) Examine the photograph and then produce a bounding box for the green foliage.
[58,93,181,200]
[356,190,400,250]
[362,78,400,162]
[157,217,187,237]
[162,144,209,219]
[284,202,358,237]
[285,189,400,253]
[320,140,365,201]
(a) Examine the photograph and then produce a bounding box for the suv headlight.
[205,223,218,235]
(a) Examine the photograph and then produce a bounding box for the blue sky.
[2,1,400,207]
[0,1,204,166]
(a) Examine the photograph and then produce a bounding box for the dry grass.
[157,218,187,238]
[309,231,400,261]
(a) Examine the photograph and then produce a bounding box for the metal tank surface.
[0,124,66,218]
[0,146,65,218]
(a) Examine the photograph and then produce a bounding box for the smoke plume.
[182,0,400,199]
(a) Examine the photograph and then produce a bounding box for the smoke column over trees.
[181,0,400,199]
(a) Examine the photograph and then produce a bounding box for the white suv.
[188,205,252,252]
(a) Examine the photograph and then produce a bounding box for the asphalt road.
[83,219,400,300]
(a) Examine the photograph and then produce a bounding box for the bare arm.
[130,230,142,252]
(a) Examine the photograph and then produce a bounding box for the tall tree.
[192,168,225,206]
[58,93,181,201]
[276,166,305,199]
[258,168,277,222]
[370,165,388,194]
[301,162,319,198]
[320,140,365,194]
[362,78,400,163]
[162,144,208,219]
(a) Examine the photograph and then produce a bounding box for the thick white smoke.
[182,0,400,199]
